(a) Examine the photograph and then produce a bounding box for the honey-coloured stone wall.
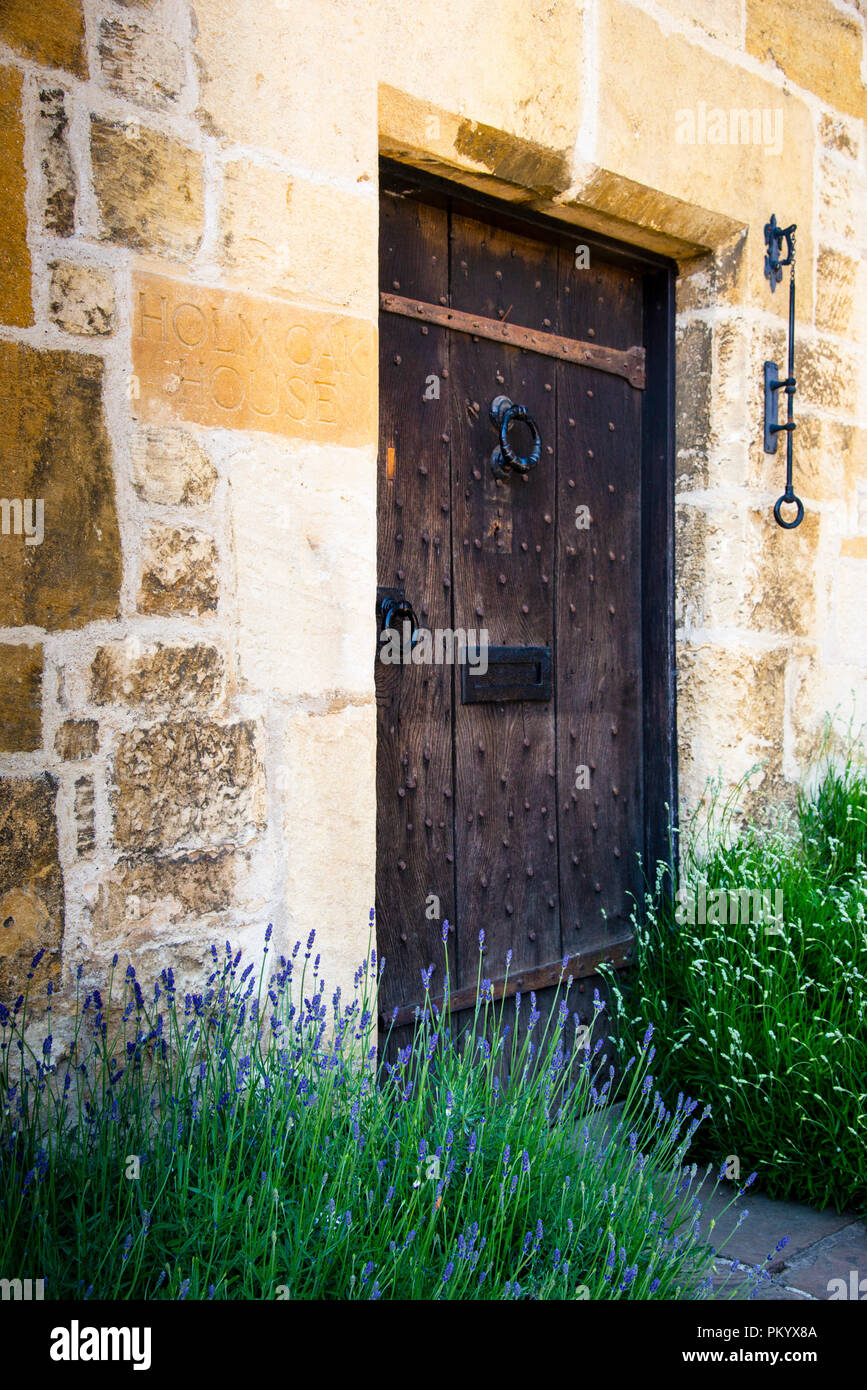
[0,0,864,1025]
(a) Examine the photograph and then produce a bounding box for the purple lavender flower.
[441,919,450,945]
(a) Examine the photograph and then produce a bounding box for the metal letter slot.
[461,645,552,704]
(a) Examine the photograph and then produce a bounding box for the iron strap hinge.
[379,292,646,390]
[380,937,634,1030]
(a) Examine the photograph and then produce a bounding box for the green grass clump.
[604,754,867,1214]
[0,922,773,1300]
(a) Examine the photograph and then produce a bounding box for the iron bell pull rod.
[763,214,804,529]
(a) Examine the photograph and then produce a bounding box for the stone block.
[73,775,95,856]
[38,88,76,238]
[0,0,87,78]
[379,85,572,201]
[194,0,377,179]
[595,0,815,317]
[280,703,375,999]
[218,161,377,314]
[111,717,267,854]
[55,718,98,761]
[751,412,857,506]
[0,644,42,752]
[130,427,217,506]
[378,0,583,157]
[130,270,377,446]
[137,525,218,617]
[835,558,867,666]
[818,156,856,243]
[743,506,820,638]
[90,846,243,943]
[48,261,116,336]
[0,67,32,327]
[747,0,867,121]
[0,342,121,630]
[228,437,376,699]
[677,642,790,818]
[91,640,224,711]
[0,775,64,1004]
[675,234,749,314]
[675,506,746,632]
[654,0,741,45]
[675,319,712,489]
[818,113,859,161]
[788,650,867,768]
[97,16,186,111]
[815,246,858,338]
[797,335,857,414]
[91,117,204,260]
[841,538,867,560]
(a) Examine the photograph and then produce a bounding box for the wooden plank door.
[376,172,670,1054]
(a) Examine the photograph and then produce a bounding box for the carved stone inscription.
[131,271,376,445]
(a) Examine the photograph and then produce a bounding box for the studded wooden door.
[375,167,676,1049]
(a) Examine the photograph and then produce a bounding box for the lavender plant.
[0,917,778,1300]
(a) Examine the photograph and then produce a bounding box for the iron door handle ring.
[490,395,543,478]
[379,592,422,648]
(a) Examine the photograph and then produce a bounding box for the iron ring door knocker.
[489,395,543,479]
[378,590,421,657]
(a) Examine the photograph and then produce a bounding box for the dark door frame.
[378,155,679,932]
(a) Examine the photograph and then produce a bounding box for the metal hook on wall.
[763,213,804,529]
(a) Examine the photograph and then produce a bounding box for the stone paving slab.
[691,1172,855,1270]
[577,1103,866,1301]
[775,1221,867,1301]
[710,1257,815,1301]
